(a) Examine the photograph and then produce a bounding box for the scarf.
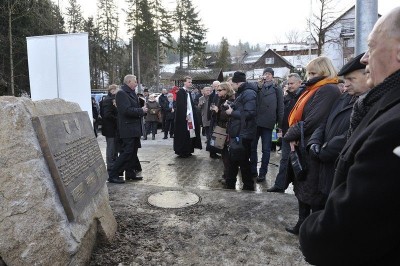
[347,69,400,139]
[186,91,196,138]
[288,77,338,126]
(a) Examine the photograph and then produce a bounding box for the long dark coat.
[284,78,341,206]
[256,82,284,129]
[299,70,400,265]
[101,94,118,138]
[308,92,355,197]
[115,84,145,138]
[173,88,202,155]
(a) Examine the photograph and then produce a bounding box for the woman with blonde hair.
[210,82,235,183]
[283,56,341,235]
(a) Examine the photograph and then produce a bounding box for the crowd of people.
[96,5,400,264]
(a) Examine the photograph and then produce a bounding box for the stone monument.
[0,96,117,265]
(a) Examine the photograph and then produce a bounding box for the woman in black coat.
[283,56,341,235]
[307,92,355,203]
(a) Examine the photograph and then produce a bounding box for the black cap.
[337,53,366,76]
[143,88,149,92]
[263,67,274,76]
[232,71,246,83]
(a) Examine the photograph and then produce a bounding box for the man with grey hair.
[268,73,304,193]
[300,7,400,264]
[108,74,148,183]
[207,80,222,159]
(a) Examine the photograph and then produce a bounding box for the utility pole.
[131,35,135,75]
[355,0,377,55]
[308,0,312,60]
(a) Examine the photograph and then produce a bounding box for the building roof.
[170,68,223,81]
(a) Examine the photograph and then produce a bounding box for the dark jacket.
[212,94,235,129]
[158,94,168,112]
[164,101,176,120]
[256,81,284,129]
[115,84,145,138]
[284,77,341,205]
[228,82,257,140]
[299,70,400,266]
[282,87,305,135]
[101,93,118,137]
[308,92,355,196]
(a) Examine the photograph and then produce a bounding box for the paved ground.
[90,132,308,265]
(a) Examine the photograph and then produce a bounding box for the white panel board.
[27,36,58,100]
[27,33,93,122]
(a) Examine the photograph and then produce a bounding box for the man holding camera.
[251,67,284,182]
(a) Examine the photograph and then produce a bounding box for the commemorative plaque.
[32,111,107,221]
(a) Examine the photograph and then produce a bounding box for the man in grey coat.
[250,67,284,182]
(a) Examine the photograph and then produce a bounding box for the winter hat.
[232,71,246,83]
[337,52,366,76]
[263,67,274,76]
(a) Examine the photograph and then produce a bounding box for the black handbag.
[289,121,307,181]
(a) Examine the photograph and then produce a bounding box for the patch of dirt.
[90,185,308,265]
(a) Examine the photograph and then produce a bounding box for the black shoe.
[285,226,300,235]
[163,136,168,139]
[126,175,143,181]
[267,185,285,193]
[152,135,155,140]
[108,177,125,184]
[256,175,266,182]
[143,136,147,140]
[210,153,221,159]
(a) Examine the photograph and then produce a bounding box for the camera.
[222,100,233,110]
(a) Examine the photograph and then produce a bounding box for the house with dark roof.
[170,68,223,88]
[224,49,297,80]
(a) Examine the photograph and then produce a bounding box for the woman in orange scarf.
[283,56,341,235]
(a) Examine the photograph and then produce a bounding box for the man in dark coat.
[158,88,169,133]
[268,73,304,193]
[307,52,369,204]
[108,74,148,183]
[225,71,257,191]
[100,84,119,175]
[251,67,284,182]
[300,7,400,265]
[173,76,202,158]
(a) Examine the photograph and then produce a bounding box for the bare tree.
[285,29,302,43]
[307,0,338,55]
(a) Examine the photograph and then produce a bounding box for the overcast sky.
[55,0,399,45]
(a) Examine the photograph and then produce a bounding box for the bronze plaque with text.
[32,112,107,222]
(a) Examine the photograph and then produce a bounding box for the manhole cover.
[147,191,200,208]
